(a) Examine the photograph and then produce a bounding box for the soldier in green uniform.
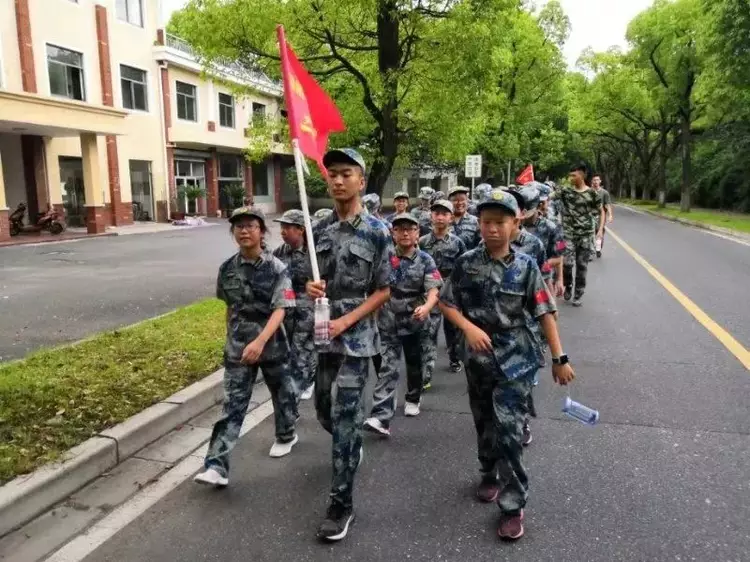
[551,165,604,306]
[363,213,442,436]
[305,148,394,542]
[439,189,575,541]
[194,207,298,489]
[272,210,316,403]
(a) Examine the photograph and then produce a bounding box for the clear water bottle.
[562,396,599,425]
[314,297,331,347]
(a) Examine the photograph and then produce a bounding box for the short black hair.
[570,163,588,175]
[592,173,601,178]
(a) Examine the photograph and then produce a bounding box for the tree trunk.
[657,125,668,208]
[679,113,691,212]
[629,175,637,200]
[366,0,400,196]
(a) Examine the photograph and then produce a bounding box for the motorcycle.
[9,202,66,236]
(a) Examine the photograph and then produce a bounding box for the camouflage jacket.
[216,251,296,363]
[552,186,603,240]
[411,206,433,236]
[272,242,314,333]
[525,215,565,269]
[451,213,481,250]
[312,209,395,357]
[419,231,467,278]
[378,247,443,338]
[440,247,556,380]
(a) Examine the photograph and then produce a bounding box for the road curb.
[0,368,226,538]
[618,204,750,242]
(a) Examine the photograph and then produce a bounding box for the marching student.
[449,186,481,250]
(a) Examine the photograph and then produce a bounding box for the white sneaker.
[300,384,314,401]
[194,468,228,487]
[358,445,364,468]
[363,417,391,436]
[269,434,299,458]
[404,402,421,417]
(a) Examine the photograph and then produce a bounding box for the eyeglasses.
[234,224,262,232]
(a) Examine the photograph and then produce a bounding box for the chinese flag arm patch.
[541,262,553,273]
[431,270,442,280]
[283,289,296,300]
[555,240,567,251]
[390,256,401,268]
[534,288,550,305]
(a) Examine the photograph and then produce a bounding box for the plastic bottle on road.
[562,397,600,425]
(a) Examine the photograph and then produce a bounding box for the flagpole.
[277,24,321,283]
[292,139,321,282]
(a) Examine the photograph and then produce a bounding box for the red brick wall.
[14,0,37,93]
[0,210,10,242]
[206,153,219,217]
[160,67,176,208]
[244,161,253,202]
[85,206,106,234]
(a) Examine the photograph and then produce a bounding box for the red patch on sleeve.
[431,270,442,280]
[390,256,401,268]
[534,288,550,305]
[541,262,553,273]
[283,289,295,300]
[555,240,567,251]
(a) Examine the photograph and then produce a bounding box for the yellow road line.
[608,228,750,371]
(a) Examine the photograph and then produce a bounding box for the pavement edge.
[0,368,226,538]
[618,203,750,242]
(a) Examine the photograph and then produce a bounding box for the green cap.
[273,209,305,227]
[448,185,470,197]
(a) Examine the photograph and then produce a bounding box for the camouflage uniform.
[451,213,481,250]
[440,245,556,516]
[205,251,297,478]
[272,212,316,405]
[419,228,467,377]
[594,188,611,252]
[411,186,435,236]
[369,241,442,425]
[312,209,394,511]
[552,186,603,297]
[526,216,565,280]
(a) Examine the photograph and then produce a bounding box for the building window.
[120,65,148,111]
[252,161,269,197]
[252,103,266,125]
[116,0,143,27]
[129,160,153,221]
[218,155,244,210]
[176,81,197,122]
[218,93,235,128]
[47,44,85,101]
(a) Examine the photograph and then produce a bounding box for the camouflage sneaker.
[563,287,572,301]
[449,361,463,373]
[522,423,532,447]
[476,474,500,503]
[497,510,524,540]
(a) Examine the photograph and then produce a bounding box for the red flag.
[516,164,534,185]
[277,26,346,175]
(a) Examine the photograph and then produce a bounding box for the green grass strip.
[618,200,750,234]
[0,299,226,485]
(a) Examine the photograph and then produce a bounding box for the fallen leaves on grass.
[0,299,226,484]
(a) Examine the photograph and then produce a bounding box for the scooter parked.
[9,203,66,236]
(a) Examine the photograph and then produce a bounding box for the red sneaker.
[476,476,500,503]
[497,510,524,540]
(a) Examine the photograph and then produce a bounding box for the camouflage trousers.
[424,313,463,385]
[424,313,441,385]
[286,313,317,407]
[315,353,368,510]
[370,330,432,424]
[563,235,594,295]
[204,359,297,477]
[465,357,533,515]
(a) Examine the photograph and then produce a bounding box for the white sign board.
[465,155,482,178]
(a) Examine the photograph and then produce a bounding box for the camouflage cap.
[313,208,334,220]
[517,186,541,211]
[229,205,266,226]
[323,148,366,174]
[390,212,420,227]
[431,199,454,213]
[536,183,552,201]
[474,183,492,200]
[393,191,410,200]
[448,185,470,198]
[506,189,527,213]
[362,193,382,213]
[477,189,520,216]
[273,209,305,227]
[419,186,435,200]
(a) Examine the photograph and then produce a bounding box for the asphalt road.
[76,207,750,562]
[0,222,282,362]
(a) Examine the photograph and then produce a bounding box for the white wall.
[0,134,27,209]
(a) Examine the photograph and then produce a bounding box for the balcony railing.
[164,33,282,96]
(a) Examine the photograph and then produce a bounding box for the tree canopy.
[170,0,750,212]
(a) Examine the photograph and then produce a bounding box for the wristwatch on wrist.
[552,354,569,365]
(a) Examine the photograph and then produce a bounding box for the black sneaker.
[449,361,463,373]
[317,503,355,542]
[563,287,572,301]
[596,251,602,258]
[572,293,583,307]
